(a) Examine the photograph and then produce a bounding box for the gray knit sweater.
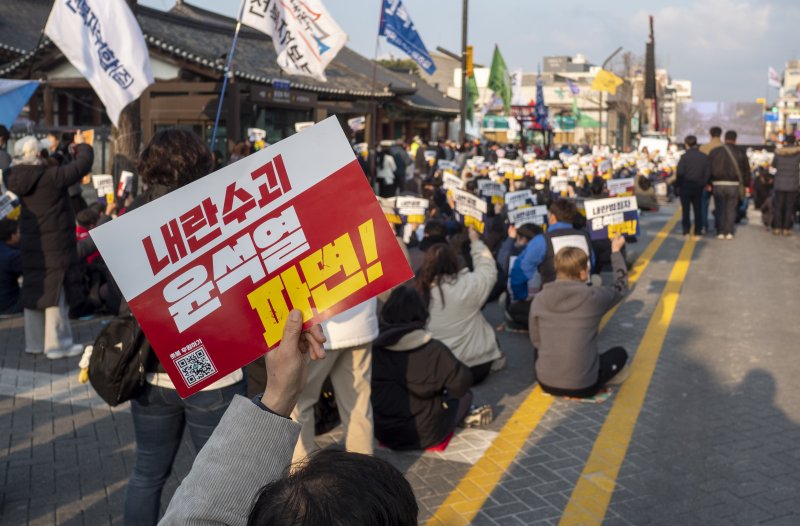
[159,395,301,525]
[529,252,629,390]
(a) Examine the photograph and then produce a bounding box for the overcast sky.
[141,0,799,102]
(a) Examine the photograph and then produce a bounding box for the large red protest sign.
[91,118,412,397]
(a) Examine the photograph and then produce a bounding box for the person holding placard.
[530,236,630,399]
[508,200,595,328]
[6,133,91,359]
[121,129,246,526]
[417,227,503,384]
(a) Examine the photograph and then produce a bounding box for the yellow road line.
[426,210,680,526]
[599,210,681,331]
[559,236,697,526]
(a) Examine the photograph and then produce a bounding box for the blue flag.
[0,80,39,128]
[536,75,549,129]
[379,0,436,75]
[566,78,580,95]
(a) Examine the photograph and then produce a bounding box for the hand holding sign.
[611,234,626,253]
[261,309,326,417]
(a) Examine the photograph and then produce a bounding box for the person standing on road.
[6,134,90,358]
[676,135,710,238]
[770,134,800,236]
[709,130,750,239]
[699,126,723,232]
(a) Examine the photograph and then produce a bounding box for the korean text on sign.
[91,118,412,397]
[583,196,640,240]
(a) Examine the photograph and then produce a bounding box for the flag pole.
[210,0,247,153]
[368,0,384,187]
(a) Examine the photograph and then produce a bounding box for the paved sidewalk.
[2,205,799,525]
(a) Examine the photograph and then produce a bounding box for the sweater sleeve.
[460,239,497,307]
[56,144,94,189]
[436,342,474,397]
[590,251,629,312]
[158,395,301,526]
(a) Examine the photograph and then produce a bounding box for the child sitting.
[371,287,492,451]
[529,235,630,398]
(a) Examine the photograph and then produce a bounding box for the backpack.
[88,315,149,406]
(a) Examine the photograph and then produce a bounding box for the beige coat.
[426,239,501,368]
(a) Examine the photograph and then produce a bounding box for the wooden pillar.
[57,93,68,126]
[43,85,54,127]
[140,86,152,146]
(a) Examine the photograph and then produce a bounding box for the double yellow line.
[427,211,682,526]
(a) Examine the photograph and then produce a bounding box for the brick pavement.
[2,205,799,525]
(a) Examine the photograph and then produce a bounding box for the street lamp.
[598,46,622,146]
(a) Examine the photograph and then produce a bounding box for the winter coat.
[321,298,378,350]
[530,252,628,390]
[676,147,711,189]
[771,146,800,192]
[709,144,751,186]
[698,137,722,156]
[377,154,397,185]
[6,144,93,309]
[371,323,472,450]
[426,239,501,368]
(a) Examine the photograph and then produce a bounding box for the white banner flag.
[242,0,348,82]
[45,0,154,127]
[768,66,782,89]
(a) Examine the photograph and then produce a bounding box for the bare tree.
[609,51,643,150]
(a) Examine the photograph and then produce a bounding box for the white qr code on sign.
[174,346,217,387]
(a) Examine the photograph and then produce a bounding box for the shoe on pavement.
[783,230,792,237]
[45,344,83,360]
[24,348,43,355]
[490,354,507,373]
[716,234,725,239]
[725,234,734,240]
[460,405,493,428]
[773,229,781,236]
[606,363,631,386]
[691,235,702,241]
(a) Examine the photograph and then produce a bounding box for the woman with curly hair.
[122,129,245,526]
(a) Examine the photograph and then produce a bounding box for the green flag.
[466,74,479,121]
[572,97,582,120]
[488,45,512,115]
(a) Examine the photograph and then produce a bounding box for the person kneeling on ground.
[372,288,492,451]
[529,235,630,399]
[159,310,419,526]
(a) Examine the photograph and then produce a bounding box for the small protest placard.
[478,180,505,205]
[607,177,635,197]
[508,205,548,227]
[449,188,487,233]
[443,172,464,191]
[117,170,134,198]
[92,175,114,204]
[505,189,536,211]
[584,196,640,240]
[550,176,568,194]
[377,197,402,225]
[91,117,413,397]
[395,196,429,224]
[0,191,20,220]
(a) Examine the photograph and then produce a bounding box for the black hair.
[516,223,542,241]
[0,125,9,144]
[685,135,698,148]
[381,287,428,325]
[724,130,737,142]
[786,135,796,145]
[138,128,213,190]
[0,219,17,242]
[548,199,578,223]
[423,219,447,238]
[247,449,417,526]
[709,126,722,138]
[76,208,100,229]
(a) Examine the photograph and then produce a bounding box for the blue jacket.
[509,222,595,301]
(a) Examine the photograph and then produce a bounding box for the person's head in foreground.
[247,448,418,526]
[548,199,578,226]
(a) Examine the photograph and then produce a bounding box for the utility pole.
[459,0,468,144]
[598,46,622,146]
